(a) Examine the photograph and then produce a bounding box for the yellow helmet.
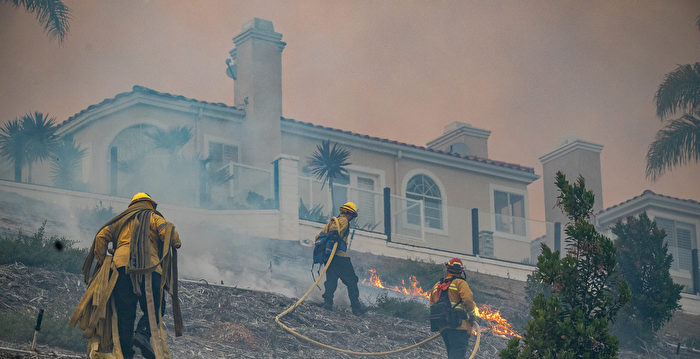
[339,202,358,216]
[130,192,156,206]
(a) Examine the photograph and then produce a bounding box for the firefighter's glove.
[467,309,477,326]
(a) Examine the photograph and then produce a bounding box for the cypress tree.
[611,212,682,348]
[501,172,631,358]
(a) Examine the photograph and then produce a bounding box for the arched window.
[406,174,442,229]
[109,124,159,196]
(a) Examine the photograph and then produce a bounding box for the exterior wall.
[680,293,700,315]
[0,172,535,283]
[60,102,245,195]
[282,130,531,262]
[0,179,280,244]
[299,220,535,281]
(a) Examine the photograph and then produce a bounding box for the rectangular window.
[656,217,695,272]
[208,142,238,169]
[494,190,526,236]
[357,176,376,228]
[331,174,350,214]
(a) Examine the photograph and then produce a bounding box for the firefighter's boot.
[133,331,155,359]
[351,302,367,316]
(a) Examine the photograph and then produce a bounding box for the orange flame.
[473,305,521,338]
[360,269,521,338]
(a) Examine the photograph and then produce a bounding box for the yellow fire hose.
[275,242,481,357]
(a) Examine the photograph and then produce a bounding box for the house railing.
[298,176,385,234]
[210,161,275,209]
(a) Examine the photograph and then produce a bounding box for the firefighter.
[429,258,476,359]
[319,202,366,315]
[78,192,182,359]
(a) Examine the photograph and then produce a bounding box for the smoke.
[157,218,325,300]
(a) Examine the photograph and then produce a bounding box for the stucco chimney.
[426,121,491,158]
[537,137,603,256]
[227,18,286,166]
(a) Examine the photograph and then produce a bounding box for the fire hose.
[275,241,482,357]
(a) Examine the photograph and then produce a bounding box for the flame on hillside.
[360,269,521,338]
[361,269,429,298]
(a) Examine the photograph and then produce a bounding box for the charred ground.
[1,260,699,358]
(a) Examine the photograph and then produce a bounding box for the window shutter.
[676,227,694,271]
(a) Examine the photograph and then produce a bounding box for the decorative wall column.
[274,154,300,242]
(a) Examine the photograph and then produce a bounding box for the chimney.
[227,18,286,166]
[426,121,490,158]
[538,137,603,255]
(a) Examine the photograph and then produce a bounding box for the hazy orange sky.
[1,0,699,221]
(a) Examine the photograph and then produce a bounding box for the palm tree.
[3,0,71,43]
[646,113,700,180]
[146,126,192,153]
[51,136,86,190]
[653,63,700,120]
[645,18,700,179]
[22,112,58,183]
[0,118,27,181]
[307,140,351,215]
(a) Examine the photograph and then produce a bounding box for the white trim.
[597,192,700,228]
[401,168,449,235]
[538,138,603,163]
[427,125,491,148]
[57,91,245,136]
[489,183,530,242]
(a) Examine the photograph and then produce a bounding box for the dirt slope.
[2,263,700,358]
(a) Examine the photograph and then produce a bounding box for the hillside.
[1,262,699,358]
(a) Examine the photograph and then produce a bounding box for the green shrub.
[77,201,116,232]
[0,222,87,273]
[374,293,429,323]
[0,310,86,352]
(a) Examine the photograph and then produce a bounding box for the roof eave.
[282,119,538,185]
[57,90,245,135]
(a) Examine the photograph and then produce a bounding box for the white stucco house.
[8,18,543,265]
[597,190,700,295]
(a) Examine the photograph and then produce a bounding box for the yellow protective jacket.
[429,274,476,331]
[315,215,350,257]
[94,201,181,274]
[74,201,184,358]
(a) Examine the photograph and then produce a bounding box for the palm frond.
[146,126,192,152]
[22,111,58,164]
[50,136,86,189]
[645,113,700,180]
[7,0,71,43]
[654,63,700,120]
[307,140,351,187]
[0,119,25,163]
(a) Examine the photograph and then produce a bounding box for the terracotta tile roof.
[57,85,535,174]
[598,189,700,215]
[57,85,240,129]
[282,117,535,174]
